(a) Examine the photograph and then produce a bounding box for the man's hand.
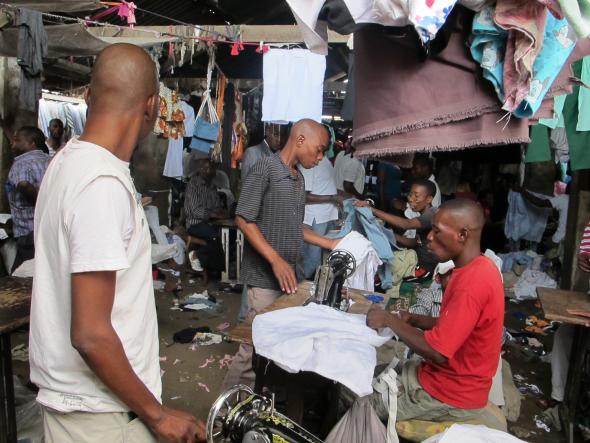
[353,200,371,208]
[331,194,344,207]
[148,406,206,443]
[396,310,413,325]
[271,256,297,294]
[366,308,393,329]
[579,252,590,273]
[567,309,590,327]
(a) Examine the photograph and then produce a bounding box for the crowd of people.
[2,43,587,443]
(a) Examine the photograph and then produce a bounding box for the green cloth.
[577,56,590,130]
[525,125,552,163]
[539,95,566,129]
[564,60,590,171]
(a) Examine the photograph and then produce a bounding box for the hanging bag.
[190,49,219,153]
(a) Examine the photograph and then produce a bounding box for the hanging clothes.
[163,137,184,179]
[16,8,47,112]
[471,3,577,118]
[353,16,530,158]
[504,190,552,243]
[525,125,552,163]
[564,60,590,170]
[262,48,325,123]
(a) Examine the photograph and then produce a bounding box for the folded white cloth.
[253,303,393,396]
[334,231,382,291]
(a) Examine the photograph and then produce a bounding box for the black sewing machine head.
[206,385,323,443]
[311,250,356,310]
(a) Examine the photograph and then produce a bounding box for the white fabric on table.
[423,424,526,443]
[252,303,393,396]
[334,231,382,291]
[262,48,325,123]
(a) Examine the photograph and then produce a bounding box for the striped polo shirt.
[580,221,590,253]
[236,152,306,290]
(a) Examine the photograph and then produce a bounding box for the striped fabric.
[184,174,223,228]
[7,149,50,237]
[236,153,306,290]
[580,221,590,253]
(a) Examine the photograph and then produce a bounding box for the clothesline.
[0,2,299,55]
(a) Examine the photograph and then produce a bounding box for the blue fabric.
[303,220,331,279]
[504,191,551,243]
[497,251,536,273]
[193,116,219,142]
[328,199,397,289]
[189,136,214,153]
[471,6,577,118]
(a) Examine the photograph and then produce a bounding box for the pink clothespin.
[230,40,244,56]
[117,1,136,28]
[256,41,269,54]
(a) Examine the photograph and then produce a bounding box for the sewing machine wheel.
[327,250,356,279]
[206,384,254,443]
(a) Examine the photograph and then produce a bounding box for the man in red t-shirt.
[366,199,506,429]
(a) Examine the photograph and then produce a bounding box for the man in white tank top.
[30,44,205,442]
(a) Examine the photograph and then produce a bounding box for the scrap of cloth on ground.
[252,303,394,396]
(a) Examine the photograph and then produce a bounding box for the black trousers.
[12,233,34,274]
[187,222,225,272]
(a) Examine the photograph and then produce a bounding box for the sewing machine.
[206,385,324,443]
[311,250,356,311]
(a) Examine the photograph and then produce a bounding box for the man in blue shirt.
[6,126,49,272]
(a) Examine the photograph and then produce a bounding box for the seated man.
[356,179,438,278]
[363,199,506,430]
[184,158,228,274]
[6,126,50,272]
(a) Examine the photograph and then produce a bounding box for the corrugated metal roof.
[125,0,295,26]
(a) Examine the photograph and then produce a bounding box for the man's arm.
[366,309,446,364]
[305,192,342,206]
[394,233,418,249]
[342,181,364,199]
[16,181,38,205]
[303,227,339,250]
[355,200,421,231]
[236,215,297,294]
[71,271,205,441]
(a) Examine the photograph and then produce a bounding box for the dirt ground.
[9,269,583,442]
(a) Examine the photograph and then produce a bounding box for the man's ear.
[426,195,433,205]
[83,87,91,106]
[146,94,158,122]
[297,134,305,147]
[458,227,469,244]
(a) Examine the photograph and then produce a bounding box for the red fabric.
[418,256,504,409]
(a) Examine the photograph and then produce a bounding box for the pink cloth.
[495,0,548,112]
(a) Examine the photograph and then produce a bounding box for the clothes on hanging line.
[262,48,325,123]
[470,2,577,118]
[285,0,486,55]
[17,8,47,112]
[38,98,86,139]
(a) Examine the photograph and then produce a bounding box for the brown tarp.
[0,23,108,57]
[6,0,100,13]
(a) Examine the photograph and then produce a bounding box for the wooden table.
[537,287,590,443]
[226,280,383,346]
[212,219,244,284]
[0,277,32,443]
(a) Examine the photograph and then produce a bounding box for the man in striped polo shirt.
[223,119,338,389]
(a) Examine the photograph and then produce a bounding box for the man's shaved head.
[82,44,160,152]
[288,119,329,169]
[427,199,485,264]
[438,199,485,232]
[88,43,158,114]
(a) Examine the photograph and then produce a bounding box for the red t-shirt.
[419,255,504,409]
